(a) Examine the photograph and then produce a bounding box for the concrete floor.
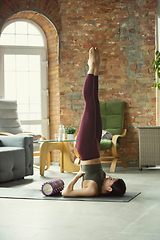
[0,164,160,240]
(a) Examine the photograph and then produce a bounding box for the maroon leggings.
[76,74,102,160]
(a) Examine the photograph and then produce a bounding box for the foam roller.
[41,179,64,196]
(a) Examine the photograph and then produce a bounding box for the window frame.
[0,20,49,138]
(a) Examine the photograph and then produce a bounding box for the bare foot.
[94,47,100,76]
[88,47,96,74]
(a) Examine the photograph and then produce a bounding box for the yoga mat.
[53,192,141,202]
[0,184,141,202]
[0,169,141,202]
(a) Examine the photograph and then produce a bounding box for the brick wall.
[0,0,158,164]
[60,0,157,164]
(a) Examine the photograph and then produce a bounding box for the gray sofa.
[0,99,45,161]
[0,135,33,183]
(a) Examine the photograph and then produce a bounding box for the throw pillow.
[101,130,114,140]
[16,133,41,141]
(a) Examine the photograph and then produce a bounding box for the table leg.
[39,143,47,176]
[60,150,63,173]
[62,142,80,173]
[39,141,80,175]
[39,142,62,176]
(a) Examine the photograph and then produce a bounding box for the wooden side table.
[38,140,80,176]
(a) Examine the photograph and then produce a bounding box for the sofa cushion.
[0,146,23,152]
[0,100,23,134]
[0,147,25,183]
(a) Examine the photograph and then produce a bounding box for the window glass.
[22,124,41,133]
[1,34,15,45]
[28,23,40,35]
[0,20,48,138]
[4,72,16,100]
[0,21,44,46]
[3,23,14,34]
[16,21,27,34]
[4,54,41,121]
[16,34,28,46]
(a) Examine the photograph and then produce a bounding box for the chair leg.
[120,156,127,169]
[110,157,127,173]
[111,142,127,171]
[110,158,118,172]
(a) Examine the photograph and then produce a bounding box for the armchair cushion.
[99,101,127,172]
[100,140,112,151]
[100,139,121,151]
[100,101,125,135]
[100,101,125,151]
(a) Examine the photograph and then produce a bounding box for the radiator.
[139,126,160,169]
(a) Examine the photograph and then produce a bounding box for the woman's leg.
[76,73,99,160]
[76,47,101,160]
[94,48,102,145]
[94,75,102,145]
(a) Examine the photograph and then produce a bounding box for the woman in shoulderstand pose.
[62,47,126,197]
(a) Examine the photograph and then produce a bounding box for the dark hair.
[109,179,126,197]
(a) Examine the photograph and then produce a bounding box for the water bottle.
[58,125,65,141]
[62,125,65,140]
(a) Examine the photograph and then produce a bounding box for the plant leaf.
[153,66,156,71]
[158,72,160,78]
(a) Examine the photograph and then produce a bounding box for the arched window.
[0,21,45,46]
[0,20,49,138]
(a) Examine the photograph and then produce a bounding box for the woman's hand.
[76,171,85,179]
[62,170,98,197]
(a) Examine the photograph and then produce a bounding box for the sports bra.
[81,163,106,195]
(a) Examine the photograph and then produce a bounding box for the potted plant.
[65,125,77,140]
[152,50,160,89]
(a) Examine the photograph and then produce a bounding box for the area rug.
[0,165,141,202]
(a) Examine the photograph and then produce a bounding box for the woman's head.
[101,176,126,196]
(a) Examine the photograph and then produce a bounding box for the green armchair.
[100,101,127,172]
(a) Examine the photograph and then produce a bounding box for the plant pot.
[67,134,74,140]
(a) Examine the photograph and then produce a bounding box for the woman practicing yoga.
[62,47,126,197]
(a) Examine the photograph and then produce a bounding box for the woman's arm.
[62,172,97,197]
